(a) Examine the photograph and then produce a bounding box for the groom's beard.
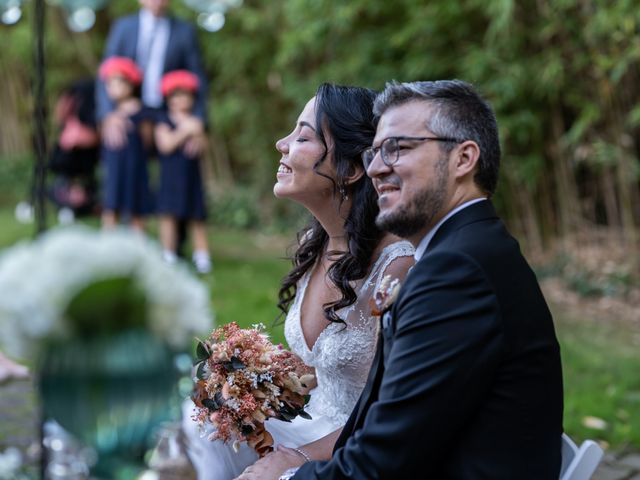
[375,156,449,239]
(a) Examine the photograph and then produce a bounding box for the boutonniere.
[370,274,401,316]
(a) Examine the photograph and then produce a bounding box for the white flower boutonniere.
[370,274,401,316]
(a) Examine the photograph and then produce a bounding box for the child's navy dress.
[156,113,207,220]
[101,109,153,215]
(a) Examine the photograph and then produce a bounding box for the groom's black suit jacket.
[294,200,563,479]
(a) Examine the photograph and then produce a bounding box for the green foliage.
[209,186,261,230]
[556,315,640,448]
[567,266,635,298]
[208,185,308,232]
[198,0,640,242]
[0,154,34,204]
[64,276,148,337]
[2,0,640,241]
[201,228,289,346]
[536,248,639,299]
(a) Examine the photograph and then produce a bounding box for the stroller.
[47,78,101,223]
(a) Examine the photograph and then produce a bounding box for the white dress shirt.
[414,198,487,261]
[137,8,170,108]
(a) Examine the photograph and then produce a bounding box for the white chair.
[560,433,604,480]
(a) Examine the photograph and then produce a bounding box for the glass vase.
[37,329,179,479]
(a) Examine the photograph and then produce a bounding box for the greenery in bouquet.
[0,227,213,360]
[192,322,316,456]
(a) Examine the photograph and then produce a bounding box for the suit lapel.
[129,15,141,61]
[163,18,176,73]
[353,314,389,425]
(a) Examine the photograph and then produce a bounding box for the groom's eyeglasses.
[362,136,460,170]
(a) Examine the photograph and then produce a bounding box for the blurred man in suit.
[97,0,207,148]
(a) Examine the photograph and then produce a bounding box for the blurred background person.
[47,78,101,224]
[96,0,208,146]
[96,0,209,254]
[99,56,154,231]
[155,70,211,273]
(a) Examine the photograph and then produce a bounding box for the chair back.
[560,433,604,480]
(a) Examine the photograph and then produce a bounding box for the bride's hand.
[234,446,305,480]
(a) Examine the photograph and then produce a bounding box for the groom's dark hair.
[374,80,501,196]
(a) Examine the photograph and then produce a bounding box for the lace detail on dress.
[284,240,414,425]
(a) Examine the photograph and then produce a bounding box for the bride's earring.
[339,186,348,202]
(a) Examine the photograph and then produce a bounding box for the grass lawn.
[203,228,291,346]
[554,310,640,450]
[0,206,638,451]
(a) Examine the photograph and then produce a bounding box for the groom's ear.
[453,140,480,180]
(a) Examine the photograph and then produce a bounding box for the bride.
[183,83,414,480]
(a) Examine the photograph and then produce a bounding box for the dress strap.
[371,240,414,291]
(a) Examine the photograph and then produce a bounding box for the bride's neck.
[305,195,352,254]
[325,235,348,256]
[316,216,347,252]
[314,221,347,255]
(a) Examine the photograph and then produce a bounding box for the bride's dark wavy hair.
[277,83,383,324]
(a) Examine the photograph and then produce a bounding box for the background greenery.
[0,0,638,453]
[1,0,640,249]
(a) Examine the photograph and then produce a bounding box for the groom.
[280,80,563,479]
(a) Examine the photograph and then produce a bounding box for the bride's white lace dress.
[182,240,414,480]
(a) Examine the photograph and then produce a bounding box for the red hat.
[160,70,200,97]
[99,57,143,86]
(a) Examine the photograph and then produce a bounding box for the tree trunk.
[549,107,581,245]
[0,69,30,154]
[615,151,638,248]
[207,128,234,187]
[601,166,621,232]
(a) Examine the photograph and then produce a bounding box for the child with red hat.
[99,56,154,231]
[155,69,211,273]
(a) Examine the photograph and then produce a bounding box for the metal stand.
[32,0,48,236]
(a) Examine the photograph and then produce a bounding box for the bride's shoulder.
[376,234,415,260]
[369,235,415,283]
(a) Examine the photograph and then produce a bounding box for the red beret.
[160,70,200,97]
[99,57,143,86]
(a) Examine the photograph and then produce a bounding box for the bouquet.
[191,322,315,456]
[0,226,213,359]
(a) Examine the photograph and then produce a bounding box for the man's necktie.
[138,20,159,73]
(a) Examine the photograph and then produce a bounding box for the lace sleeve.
[371,240,415,292]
